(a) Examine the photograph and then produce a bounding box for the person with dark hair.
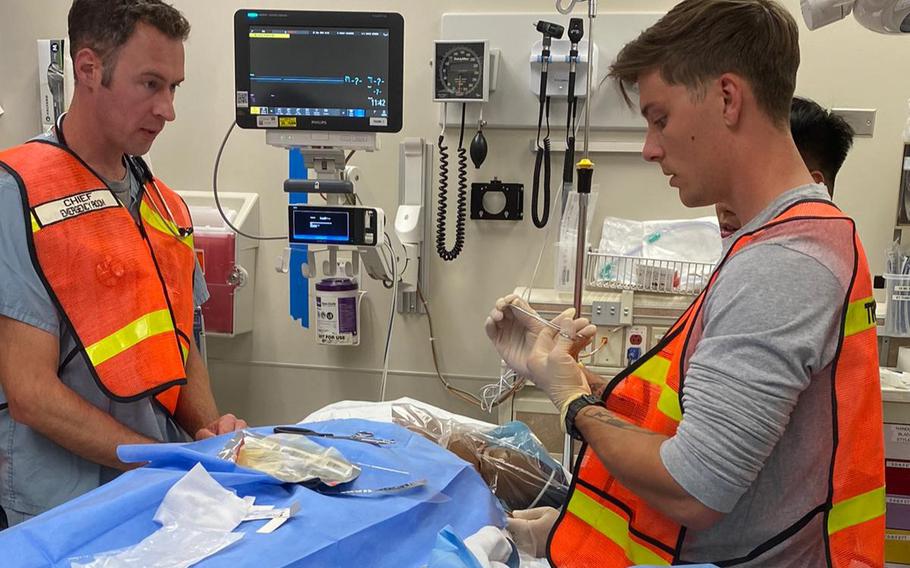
[717,96,856,237]
[0,0,246,527]
[488,0,883,565]
[791,96,856,194]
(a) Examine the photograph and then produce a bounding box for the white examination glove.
[506,506,560,558]
[484,294,566,379]
[526,311,597,413]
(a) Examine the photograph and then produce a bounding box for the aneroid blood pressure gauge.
[433,40,490,102]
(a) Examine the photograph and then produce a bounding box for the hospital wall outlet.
[593,326,626,369]
[624,326,649,366]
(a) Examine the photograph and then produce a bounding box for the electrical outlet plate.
[591,300,622,326]
[593,326,625,368]
[624,326,649,366]
[831,108,876,137]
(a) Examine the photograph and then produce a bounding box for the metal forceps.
[273,426,396,447]
[506,303,583,340]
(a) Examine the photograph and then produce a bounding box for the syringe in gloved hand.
[505,303,585,340]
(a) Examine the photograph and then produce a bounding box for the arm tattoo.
[582,368,609,400]
[579,407,664,437]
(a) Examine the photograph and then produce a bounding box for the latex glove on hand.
[526,311,598,415]
[484,294,571,379]
[507,506,560,558]
[195,413,248,440]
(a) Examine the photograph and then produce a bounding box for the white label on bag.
[889,424,910,444]
[33,189,119,227]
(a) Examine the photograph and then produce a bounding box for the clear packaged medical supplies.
[70,464,248,568]
[885,242,910,337]
[884,273,910,337]
[390,403,569,512]
[591,215,720,294]
[217,430,360,485]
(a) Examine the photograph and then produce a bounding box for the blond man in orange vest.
[487,1,884,565]
[0,0,246,527]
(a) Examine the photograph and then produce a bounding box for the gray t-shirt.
[660,184,846,565]
[0,134,208,518]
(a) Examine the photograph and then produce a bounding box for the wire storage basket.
[585,250,715,295]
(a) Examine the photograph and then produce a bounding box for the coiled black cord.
[436,103,468,261]
[532,97,552,229]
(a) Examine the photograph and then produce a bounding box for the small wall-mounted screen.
[293,210,351,243]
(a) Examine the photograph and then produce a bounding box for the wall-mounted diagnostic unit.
[288,205,383,247]
[234,9,404,132]
[434,40,490,103]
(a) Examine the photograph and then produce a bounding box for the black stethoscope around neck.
[55,113,192,239]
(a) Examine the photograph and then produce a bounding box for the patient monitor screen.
[249,27,388,121]
[234,10,404,132]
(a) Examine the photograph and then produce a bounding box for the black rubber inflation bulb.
[470,129,488,169]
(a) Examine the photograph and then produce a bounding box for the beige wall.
[2,0,908,425]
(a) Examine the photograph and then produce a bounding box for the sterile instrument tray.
[585,250,715,296]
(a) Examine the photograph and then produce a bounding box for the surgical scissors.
[273,426,396,447]
[506,303,584,340]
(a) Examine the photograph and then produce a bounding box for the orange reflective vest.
[549,200,884,567]
[0,140,196,415]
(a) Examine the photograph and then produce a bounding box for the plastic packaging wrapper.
[70,526,243,568]
[217,429,360,485]
[554,191,599,292]
[596,215,720,290]
[69,463,247,568]
[391,404,569,512]
[598,215,720,261]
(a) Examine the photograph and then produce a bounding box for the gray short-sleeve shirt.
[659,185,852,566]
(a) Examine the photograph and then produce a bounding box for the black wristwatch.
[565,394,604,441]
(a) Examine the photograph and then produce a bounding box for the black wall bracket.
[471,179,524,221]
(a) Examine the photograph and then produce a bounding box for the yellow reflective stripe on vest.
[179,339,189,363]
[634,355,682,422]
[568,491,671,566]
[85,309,175,366]
[139,200,194,250]
[30,212,41,233]
[827,485,885,535]
[843,296,876,338]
